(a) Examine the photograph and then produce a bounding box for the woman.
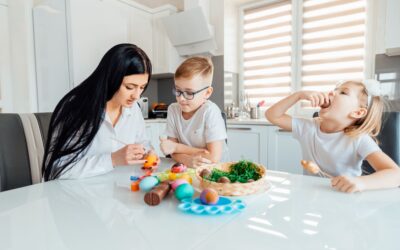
[43,43,153,181]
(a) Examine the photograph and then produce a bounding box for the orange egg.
[143,154,158,168]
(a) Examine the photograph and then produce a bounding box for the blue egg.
[175,183,194,201]
[139,176,159,192]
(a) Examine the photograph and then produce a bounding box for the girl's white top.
[292,117,381,177]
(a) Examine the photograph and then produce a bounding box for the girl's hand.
[331,176,365,193]
[111,144,146,166]
[299,91,330,108]
[159,137,178,155]
[191,154,212,168]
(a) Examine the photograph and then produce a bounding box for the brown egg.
[218,176,231,183]
[200,169,211,179]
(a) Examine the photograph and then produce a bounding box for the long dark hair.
[42,44,152,181]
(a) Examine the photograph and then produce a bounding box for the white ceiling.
[132,0,184,10]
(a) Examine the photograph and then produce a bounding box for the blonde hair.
[175,56,214,82]
[343,81,385,142]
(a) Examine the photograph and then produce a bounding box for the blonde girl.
[266,80,400,193]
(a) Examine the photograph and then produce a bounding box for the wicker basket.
[195,162,270,196]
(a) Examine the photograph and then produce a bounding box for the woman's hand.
[331,176,365,193]
[299,91,330,108]
[111,144,146,166]
[160,137,178,155]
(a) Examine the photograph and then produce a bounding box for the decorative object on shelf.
[301,160,333,178]
[196,161,269,196]
[178,197,246,215]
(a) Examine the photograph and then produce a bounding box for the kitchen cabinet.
[267,127,303,174]
[385,0,400,56]
[152,7,182,75]
[226,123,303,174]
[33,0,180,112]
[145,121,167,157]
[227,124,269,167]
[0,3,11,112]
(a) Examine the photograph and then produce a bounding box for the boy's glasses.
[172,86,210,100]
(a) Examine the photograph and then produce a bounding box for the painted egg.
[178,173,192,184]
[174,183,194,201]
[200,188,219,205]
[143,154,158,168]
[171,162,187,173]
[171,179,188,190]
[168,172,177,181]
[139,176,159,192]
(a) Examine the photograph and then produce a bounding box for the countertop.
[145,118,273,126]
[1,158,399,250]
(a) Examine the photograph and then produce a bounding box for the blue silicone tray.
[178,197,246,215]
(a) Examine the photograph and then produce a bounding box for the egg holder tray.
[178,197,246,215]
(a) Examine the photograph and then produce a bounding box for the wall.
[8,0,37,112]
[223,0,239,73]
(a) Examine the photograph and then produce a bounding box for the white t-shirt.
[59,103,148,179]
[165,100,229,162]
[292,117,381,177]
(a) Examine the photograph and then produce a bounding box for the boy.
[160,57,229,167]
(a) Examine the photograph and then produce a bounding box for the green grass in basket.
[205,160,262,183]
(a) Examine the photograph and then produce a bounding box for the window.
[241,0,368,109]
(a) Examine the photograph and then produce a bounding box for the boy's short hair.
[175,56,214,82]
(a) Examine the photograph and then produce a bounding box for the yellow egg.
[168,172,177,180]
[178,173,192,184]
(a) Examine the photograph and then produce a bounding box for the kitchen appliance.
[150,103,168,119]
[137,97,149,119]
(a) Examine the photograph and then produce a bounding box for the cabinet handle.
[227,127,252,131]
[276,129,291,133]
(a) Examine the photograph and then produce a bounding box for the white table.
[0,158,399,250]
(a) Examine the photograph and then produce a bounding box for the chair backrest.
[34,112,52,147]
[363,112,400,174]
[0,114,32,191]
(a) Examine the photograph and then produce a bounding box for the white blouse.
[59,103,148,179]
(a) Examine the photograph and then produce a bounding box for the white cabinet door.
[33,1,71,112]
[227,125,268,167]
[267,127,303,174]
[69,0,129,85]
[128,5,153,64]
[145,122,167,157]
[0,5,11,112]
[152,8,182,74]
[385,0,400,56]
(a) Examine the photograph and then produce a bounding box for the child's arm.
[265,91,329,131]
[160,137,208,155]
[331,151,400,192]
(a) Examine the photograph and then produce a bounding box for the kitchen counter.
[145,118,274,126]
[1,158,399,250]
[227,118,273,126]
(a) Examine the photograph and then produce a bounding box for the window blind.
[243,0,293,106]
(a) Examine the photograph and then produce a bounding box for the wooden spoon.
[301,160,333,178]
